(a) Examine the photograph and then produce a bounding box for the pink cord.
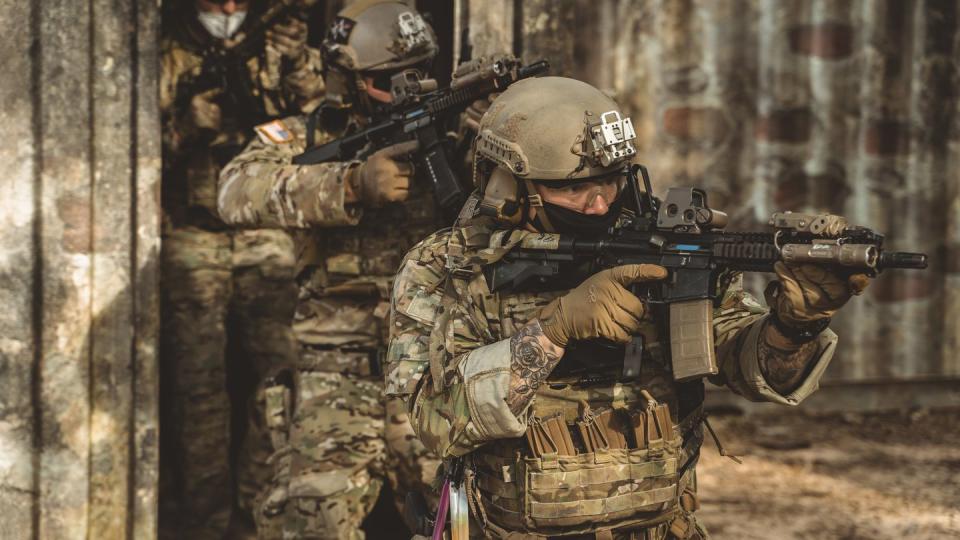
[431,478,450,540]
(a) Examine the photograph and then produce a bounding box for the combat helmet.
[474,76,638,231]
[321,0,438,112]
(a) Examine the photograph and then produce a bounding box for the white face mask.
[197,10,247,39]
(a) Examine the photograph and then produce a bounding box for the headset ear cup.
[524,178,554,232]
[479,167,523,226]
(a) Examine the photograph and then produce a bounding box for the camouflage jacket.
[161,20,325,228]
[386,219,839,460]
[218,113,448,351]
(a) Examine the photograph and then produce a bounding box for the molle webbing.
[473,447,694,537]
[471,391,703,536]
[293,232,326,279]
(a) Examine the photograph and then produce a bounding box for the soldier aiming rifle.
[386,76,927,540]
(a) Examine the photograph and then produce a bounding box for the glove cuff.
[348,163,378,207]
[769,310,831,344]
[538,300,568,349]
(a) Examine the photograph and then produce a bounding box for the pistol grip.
[669,299,718,381]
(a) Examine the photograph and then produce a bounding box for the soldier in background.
[387,76,872,539]
[216,1,482,536]
[159,0,325,537]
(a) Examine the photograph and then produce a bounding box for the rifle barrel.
[518,60,550,79]
[878,251,928,270]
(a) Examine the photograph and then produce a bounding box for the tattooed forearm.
[758,320,821,395]
[506,320,564,416]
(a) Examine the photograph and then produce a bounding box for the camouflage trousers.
[160,226,297,540]
[254,298,440,539]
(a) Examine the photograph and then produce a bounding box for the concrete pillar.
[0,0,160,538]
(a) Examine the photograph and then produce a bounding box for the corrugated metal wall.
[0,0,160,538]
[464,0,960,383]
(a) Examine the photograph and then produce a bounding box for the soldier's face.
[196,0,249,39]
[196,0,249,15]
[534,177,624,215]
[363,75,394,104]
[363,64,435,105]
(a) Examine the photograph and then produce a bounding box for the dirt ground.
[695,407,960,540]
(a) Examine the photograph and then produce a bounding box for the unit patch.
[255,119,294,145]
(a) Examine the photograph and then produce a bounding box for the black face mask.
[535,192,625,235]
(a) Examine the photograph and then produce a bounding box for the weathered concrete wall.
[467,0,960,385]
[0,0,160,538]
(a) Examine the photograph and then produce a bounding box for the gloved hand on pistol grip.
[351,140,419,207]
[768,261,871,326]
[539,264,668,348]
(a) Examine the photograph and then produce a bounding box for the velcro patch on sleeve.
[254,119,294,145]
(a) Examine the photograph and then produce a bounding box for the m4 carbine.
[292,55,550,214]
[488,165,928,382]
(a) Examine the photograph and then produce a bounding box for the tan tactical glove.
[540,264,668,348]
[768,262,871,325]
[188,88,222,133]
[349,140,419,207]
[266,17,308,62]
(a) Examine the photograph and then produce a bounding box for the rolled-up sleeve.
[711,274,837,405]
[408,339,528,459]
[720,315,837,405]
[387,233,526,458]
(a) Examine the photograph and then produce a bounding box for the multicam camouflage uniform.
[218,113,443,538]
[159,15,325,539]
[386,219,839,539]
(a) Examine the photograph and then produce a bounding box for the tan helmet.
[323,0,438,73]
[474,77,638,226]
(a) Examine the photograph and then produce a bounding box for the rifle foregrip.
[669,299,718,381]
